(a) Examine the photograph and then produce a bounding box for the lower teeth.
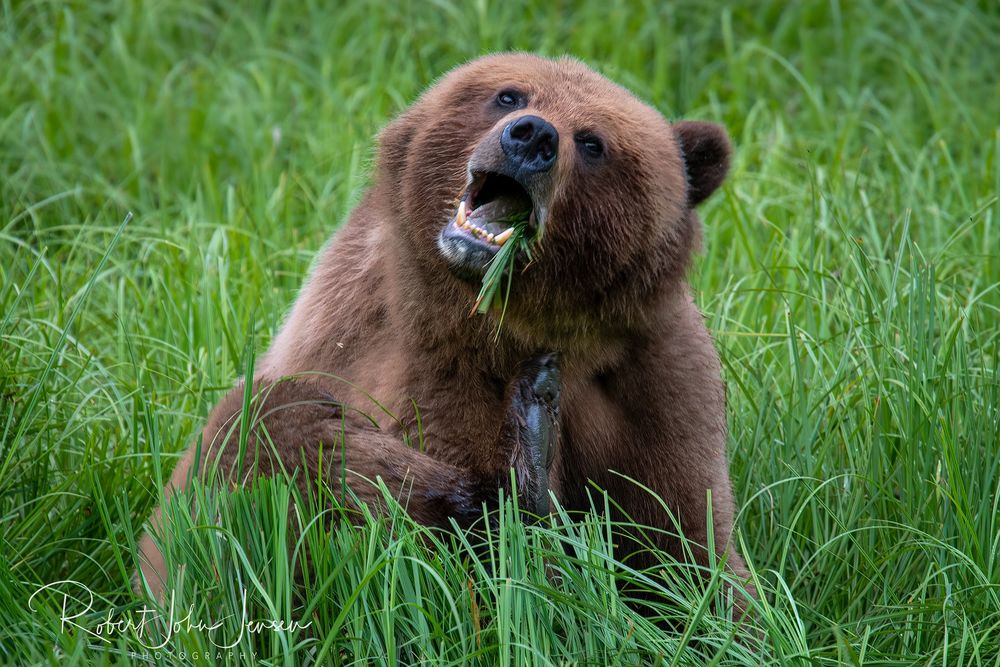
[461,220,507,246]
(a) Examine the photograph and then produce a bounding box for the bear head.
[376,53,730,348]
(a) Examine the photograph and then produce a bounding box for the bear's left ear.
[673,121,731,207]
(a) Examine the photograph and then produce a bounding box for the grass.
[1,0,998,664]
[473,216,533,333]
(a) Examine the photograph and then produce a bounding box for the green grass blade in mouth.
[473,223,525,315]
[472,211,536,332]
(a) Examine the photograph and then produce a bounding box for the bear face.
[377,53,731,347]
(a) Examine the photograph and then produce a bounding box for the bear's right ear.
[376,110,420,181]
[673,121,731,207]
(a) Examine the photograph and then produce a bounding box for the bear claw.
[508,353,561,515]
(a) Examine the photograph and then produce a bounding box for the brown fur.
[138,53,751,607]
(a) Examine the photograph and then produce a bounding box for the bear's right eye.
[495,90,522,109]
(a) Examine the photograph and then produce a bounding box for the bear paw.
[507,352,560,516]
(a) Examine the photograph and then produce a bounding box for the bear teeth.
[455,201,514,247]
[461,222,512,246]
[493,227,514,245]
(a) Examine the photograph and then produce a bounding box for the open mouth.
[437,170,538,276]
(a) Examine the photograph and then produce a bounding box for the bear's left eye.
[576,133,605,159]
[495,90,524,109]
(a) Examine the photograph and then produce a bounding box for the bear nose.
[501,115,559,174]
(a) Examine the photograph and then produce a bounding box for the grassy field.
[2,0,998,664]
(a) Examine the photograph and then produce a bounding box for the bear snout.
[501,115,559,175]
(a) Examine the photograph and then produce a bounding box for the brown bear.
[137,53,752,608]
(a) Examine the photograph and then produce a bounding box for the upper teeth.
[455,200,515,247]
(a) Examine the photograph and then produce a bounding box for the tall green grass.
[1,0,998,664]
